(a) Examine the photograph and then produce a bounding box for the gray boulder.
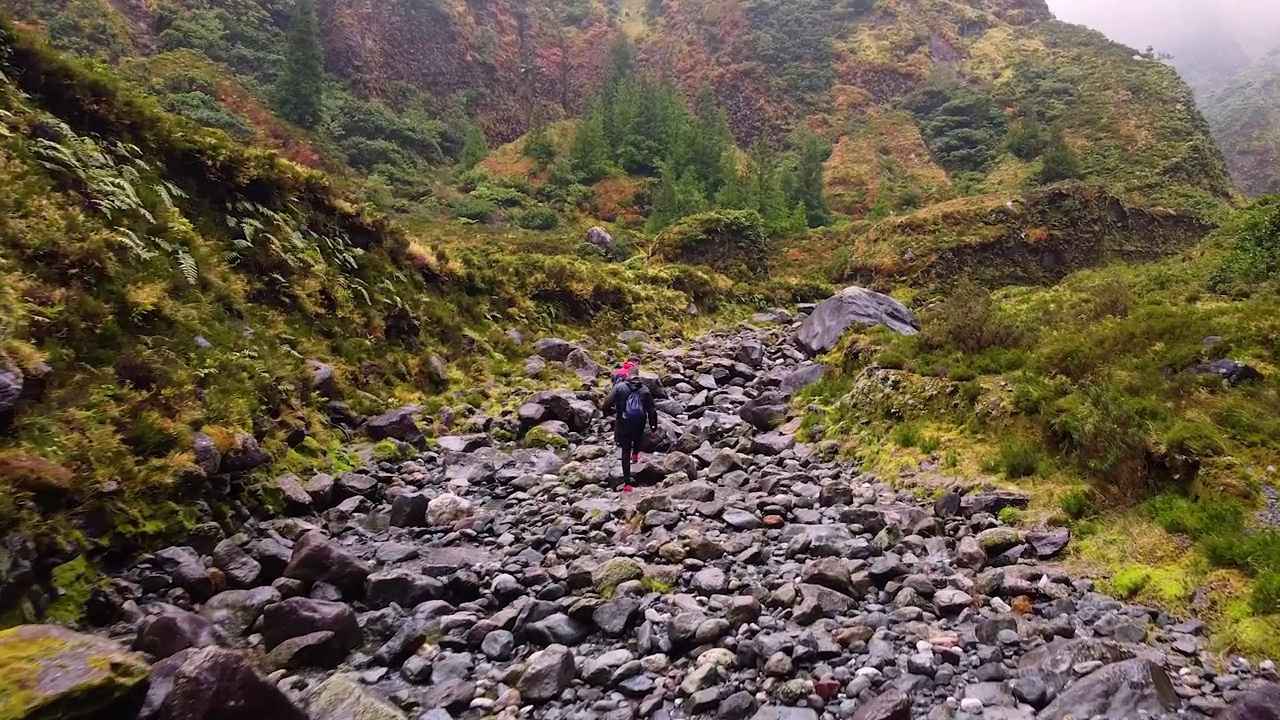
[535,338,577,362]
[586,226,614,251]
[1192,359,1263,386]
[1221,684,1280,720]
[220,433,270,473]
[309,674,407,720]
[365,406,425,447]
[138,647,307,720]
[564,348,603,382]
[0,364,22,416]
[780,364,825,395]
[1037,659,1178,720]
[739,392,789,432]
[518,644,577,703]
[282,531,371,596]
[134,606,224,659]
[260,598,361,654]
[796,286,918,356]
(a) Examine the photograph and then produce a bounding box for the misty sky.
[1046,0,1280,57]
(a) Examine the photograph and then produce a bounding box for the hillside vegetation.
[0,22,819,618]
[4,0,1236,222]
[797,195,1280,653]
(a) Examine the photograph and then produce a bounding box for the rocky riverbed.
[5,295,1279,720]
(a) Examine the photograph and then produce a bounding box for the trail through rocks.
[27,302,1280,720]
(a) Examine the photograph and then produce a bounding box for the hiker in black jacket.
[602,366,658,491]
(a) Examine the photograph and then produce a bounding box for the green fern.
[177,252,199,285]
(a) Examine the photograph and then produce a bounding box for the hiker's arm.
[602,388,618,415]
[645,393,658,431]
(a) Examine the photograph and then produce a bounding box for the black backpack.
[623,387,646,421]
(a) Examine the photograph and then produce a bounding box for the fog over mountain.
[1046,0,1280,59]
[1046,0,1280,100]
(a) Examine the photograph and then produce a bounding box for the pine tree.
[1037,127,1083,184]
[567,100,609,182]
[274,0,324,129]
[460,124,489,170]
[688,83,736,195]
[522,116,556,169]
[790,128,831,227]
[646,165,705,232]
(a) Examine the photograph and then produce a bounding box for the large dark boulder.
[795,286,918,356]
[134,606,224,660]
[1221,684,1280,720]
[1192,359,1263,386]
[780,364,825,395]
[1037,658,1177,720]
[260,597,361,654]
[219,433,270,474]
[739,392,789,432]
[534,338,578,362]
[282,531,370,597]
[0,363,24,420]
[364,406,425,447]
[138,646,307,720]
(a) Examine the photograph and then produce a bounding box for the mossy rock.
[308,674,405,720]
[592,557,644,595]
[0,624,150,720]
[523,426,568,449]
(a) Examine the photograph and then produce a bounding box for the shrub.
[514,206,560,231]
[1058,487,1095,520]
[998,507,1024,525]
[1145,493,1245,539]
[919,278,1024,354]
[450,196,498,222]
[992,437,1040,478]
[1048,382,1153,480]
[651,210,769,278]
[1251,571,1280,615]
[919,435,941,454]
[1211,197,1280,294]
[891,423,922,448]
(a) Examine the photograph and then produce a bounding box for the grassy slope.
[797,197,1280,654]
[0,24,794,622]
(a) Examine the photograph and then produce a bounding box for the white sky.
[1045,0,1280,57]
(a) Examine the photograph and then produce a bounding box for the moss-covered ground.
[799,195,1280,655]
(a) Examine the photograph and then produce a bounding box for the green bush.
[903,84,1008,175]
[1211,196,1280,294]
[919,435,941,454]
[998,507,1024,525]
[652,210,769,278]
[1250,571,1280,615]
[514,206,560,230]
[451,196,498,222]
[919,278,1024,354]
[891,423,922,448]
[991,437,1041,478]
[1058,487,1095,520]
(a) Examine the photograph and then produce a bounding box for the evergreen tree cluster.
[563,38,830,234]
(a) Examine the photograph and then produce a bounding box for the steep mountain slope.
[4,0,1236,216]
[1203,50,1280,198]
[1044,0,1280,196]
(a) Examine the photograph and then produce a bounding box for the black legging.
[616,418,645,481]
